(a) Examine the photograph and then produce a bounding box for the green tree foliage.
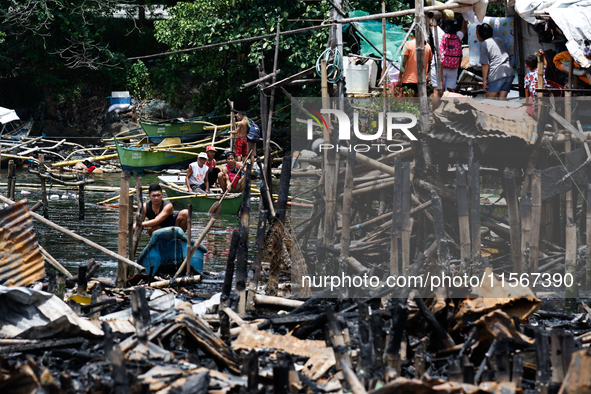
[153,0,331,114]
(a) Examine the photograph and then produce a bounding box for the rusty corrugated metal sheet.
[0,200,45,286]
[431,97,538,144]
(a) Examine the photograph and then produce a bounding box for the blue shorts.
[487,76,513,93]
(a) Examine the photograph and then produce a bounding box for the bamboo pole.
[531,170,542,272]
[174,217,216,277]
[51,153,119,168]
[565,220,578,298]
[263,22,281,191]
[456,166,470,274]
[322,59,337,246]
[117,172,130,288]
[39,245,73,278]
[504,168,523,274]
[0,194,144,272]
[337,2,461,24]
[415,0,429,129]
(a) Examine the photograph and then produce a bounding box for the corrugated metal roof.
[0,200,45,287]
[431,98,538,144]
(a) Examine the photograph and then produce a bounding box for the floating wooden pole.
[504,168,523,274]
[0,194,145,272]
[185,204,193,276]
[531,169,542,272]
[117,172,130,288]
[456,166,470,274]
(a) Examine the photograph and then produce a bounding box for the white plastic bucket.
[346,64,369,94]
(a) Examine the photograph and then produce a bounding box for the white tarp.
[0,107,19,124]
[516,0,591,67]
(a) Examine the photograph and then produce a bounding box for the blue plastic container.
[137,227,206,276]
[110,91,131,105]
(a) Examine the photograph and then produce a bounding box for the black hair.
[226,151,236,159]
[525,55,538,70]
[441,19,459,35]
[477,23,493,40]
[148,184,162,194]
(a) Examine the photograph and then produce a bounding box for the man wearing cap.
[554,47,591,86]
[186,152,210,193]
[229,110,249,161]
[205,145,220,189]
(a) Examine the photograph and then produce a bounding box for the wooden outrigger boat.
[140,119,225,144]
[114,136,229,174]
[136,226,206,276]
[159,176,243,215]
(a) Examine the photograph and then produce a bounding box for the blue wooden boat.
[137,227,207,276]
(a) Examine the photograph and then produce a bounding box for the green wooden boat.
[140,119,215,144]
[159,176,243,215]
[114,138,206,174]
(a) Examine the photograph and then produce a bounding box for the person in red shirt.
[205,145,220,188]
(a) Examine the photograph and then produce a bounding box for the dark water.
[6,167,316,278]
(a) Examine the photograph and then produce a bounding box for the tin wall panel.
[0,200,45,287]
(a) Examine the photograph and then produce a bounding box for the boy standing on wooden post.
[229,110,249,162]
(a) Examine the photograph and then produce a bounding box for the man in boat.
[141,184,189,236]
[205,145,220,189]
[186,152,210,193]
[229,110,251,162]
[218,151,244,193]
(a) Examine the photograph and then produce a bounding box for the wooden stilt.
[456,166,471,274]
[78,183,85,221]
[7,160,14,200]
[401,162,411,276]
[39,155,49,218]
[341,149,356,259]
[117,172,129,288]
[469,162,481,275]
[185,204,193,276]
[236,163,252,313]
[504,168,523,274]
[521,193,532,273]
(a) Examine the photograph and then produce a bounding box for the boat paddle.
[208,149,253,214]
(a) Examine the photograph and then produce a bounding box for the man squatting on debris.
[139,184,189,236]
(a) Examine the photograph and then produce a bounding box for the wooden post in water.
[129,174,143,262]
[78,183,85,220]
[185,204,193,276]
[7,160,15,200]
[236,163,252,313]
[127,195,134,260]
[469,162,481,275]
[117,172,130,288]
[401,162,411,275]
[530,170,542,272]
[504,168,523,274]
[39,155,49,218]
[456,166,470,274]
